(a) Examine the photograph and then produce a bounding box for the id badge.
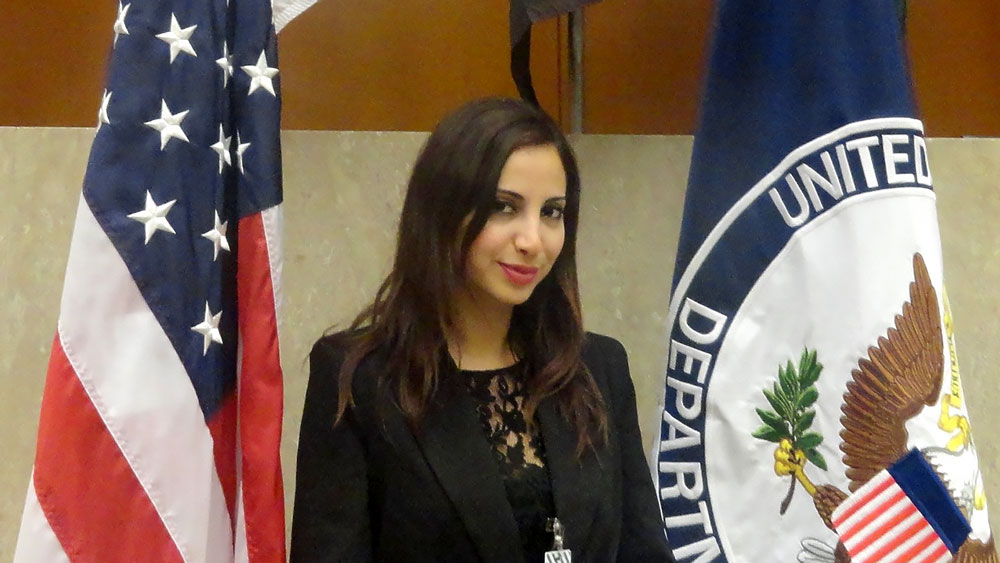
[544,517,572,563]
[543,550,572,563]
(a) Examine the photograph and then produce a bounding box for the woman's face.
[461,144,568,311]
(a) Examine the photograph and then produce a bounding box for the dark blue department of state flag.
[655,2,995,562]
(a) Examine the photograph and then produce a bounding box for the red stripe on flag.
[33,335,183,563]
[841,490,910,544]
[864,515,932,562]
[896,533,946,563]
[237,211,286,562]
[846,501,918,555]
[833,474,895,526]
[208,390,239,533]
[924,543,950,563]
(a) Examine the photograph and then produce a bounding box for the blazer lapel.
[537,398,606,556]
[415,379,525,563]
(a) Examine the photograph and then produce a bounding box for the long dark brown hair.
[330,97,607,455]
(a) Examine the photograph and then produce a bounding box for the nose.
[514,216,543,256]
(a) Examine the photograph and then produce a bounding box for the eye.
[492,199,516,215]
[542,204,565,220]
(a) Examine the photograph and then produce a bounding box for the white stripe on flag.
[853,510,929,563]
[58,196,232,562]
[832,471,895,528]
[260,205,284,337]
[13,477,70,563]
[881,523,938,561]
[831,465,960,563]
[844,501,914,553]
[234,480,249,563]
[271,0,319,33]
[908,535,950,563]
[840,485,911,549]
[234,334,249,563]
[914,540,953,563]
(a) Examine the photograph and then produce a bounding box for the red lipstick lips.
[499,262,538,286]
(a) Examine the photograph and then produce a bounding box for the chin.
[508,294,534,307]
[497,290,533,307]
[490,283,538,307]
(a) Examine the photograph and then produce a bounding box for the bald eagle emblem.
[751,253,996,562]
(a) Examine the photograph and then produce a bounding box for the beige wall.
[1,128,998,558]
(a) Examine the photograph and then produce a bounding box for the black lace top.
[463,363,555,561]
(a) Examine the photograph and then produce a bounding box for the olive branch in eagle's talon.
[751,348,828,515]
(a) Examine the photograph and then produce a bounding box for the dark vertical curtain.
[509,0,603,105]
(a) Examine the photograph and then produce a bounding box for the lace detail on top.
[464,363,555,561]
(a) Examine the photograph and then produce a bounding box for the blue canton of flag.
[16,0,287,561]
[90,0,282,415]
[655,2,995,562]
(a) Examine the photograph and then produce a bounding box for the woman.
[291,97,672,562]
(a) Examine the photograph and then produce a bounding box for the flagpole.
[568,9,584,134]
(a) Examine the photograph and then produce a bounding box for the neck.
[446,291,516,371]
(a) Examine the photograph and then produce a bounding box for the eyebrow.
[496,189,567,204]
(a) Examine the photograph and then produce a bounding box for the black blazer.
[291,332,673,563]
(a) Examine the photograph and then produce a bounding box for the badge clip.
[544,517,571,563]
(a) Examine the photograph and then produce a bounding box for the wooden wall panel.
[2,1,116,127]
[580,0,1000,136]
[277,1,565,130]
[3,1,998,136]
[581,0,712,135]
[908,0,1000,137]
[2,1,563,131]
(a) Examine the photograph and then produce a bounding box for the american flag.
[14,0,286,561]
[831,449,971,563]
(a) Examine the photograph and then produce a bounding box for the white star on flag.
[156,13,198,63]
[235,131,251,175]
[97,90,112,131]
[127,191,177,244]
[242,51,278,96]
[201,211,230,261]
[145,100,190,150]
[210,125,233,174]
[216,43,234,88]
[191,303,223,355]
[113,2,130,47]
